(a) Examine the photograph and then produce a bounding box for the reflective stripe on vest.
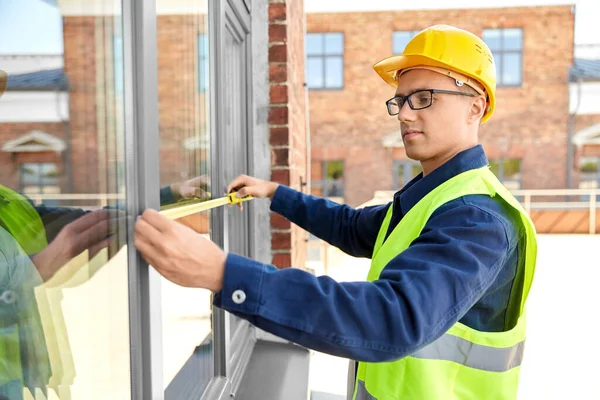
[355,381,376,400]
[354,167,537,400]
[411,333,525,373]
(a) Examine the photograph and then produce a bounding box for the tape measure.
[159,192,253,220]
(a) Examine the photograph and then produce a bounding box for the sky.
[0,0,597,55]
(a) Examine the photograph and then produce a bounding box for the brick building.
[306,6,585,206]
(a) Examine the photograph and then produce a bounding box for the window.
[483,28,523,86]
[312,160,344,198]
[489,158,522,190]
[20,162,61,202]
[580,157,600,188]
[393,30,420,55]
[198,33,209,92]
[394,160,421,189]
[306,33,344,89]
[579,157,600,200]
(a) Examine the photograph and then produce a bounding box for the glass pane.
[113,36,124,95]
[396,164,406,188]
[20,163,40,186]
[393,31,413,54]
[411,164,422,178]
[483,29,502,51]
[307,57,324,88]
[503,28,523,51]
[396,162,420,189]
[489,160,501,176]
[325,57,343,88]
[40,163,59,185]
[502,53,522,85]
[0,1,131,399]
[156,1,214,395]
[198,34,209,92]
[325,161,344,180]
[306,33,323,55]
[324,33,343,55]
[580,157,600,182]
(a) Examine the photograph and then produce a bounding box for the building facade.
[306,6,579,206]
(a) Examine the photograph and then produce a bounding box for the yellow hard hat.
[0,69,6,97]
[374,25,497,123]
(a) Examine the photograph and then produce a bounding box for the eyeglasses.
[385,89,475,116]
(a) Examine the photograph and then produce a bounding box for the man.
[135,25,537,399]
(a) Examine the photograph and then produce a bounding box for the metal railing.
[512,188,599,234]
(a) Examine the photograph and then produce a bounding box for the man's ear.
[469,95,487,124]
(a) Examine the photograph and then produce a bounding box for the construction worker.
[134,25,537,399]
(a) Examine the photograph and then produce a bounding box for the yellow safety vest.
[353,167,537,400]
[0,185,51,396]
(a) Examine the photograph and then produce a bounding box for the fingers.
[193,187,209,199]
[134,214,163,247]
[88,236,112,259]
[69,214,123,256]
[140,209,173,233]
[226,174,251,195]
[133,234,160,269]
[65,209,114,234]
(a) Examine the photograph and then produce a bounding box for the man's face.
[394,69,481,163]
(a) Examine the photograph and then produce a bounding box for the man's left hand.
[134,209,226,292]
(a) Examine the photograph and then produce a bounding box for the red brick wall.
[157,15,210,188]
[307,6,575,206]
[0,122,66,190]
[63,16,100,194]
[269,0,308,269]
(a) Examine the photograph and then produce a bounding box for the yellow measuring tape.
[159,192,253,220]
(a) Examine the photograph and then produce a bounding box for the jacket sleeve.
[213,201,514,362]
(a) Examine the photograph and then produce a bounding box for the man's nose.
[397,101,417,123]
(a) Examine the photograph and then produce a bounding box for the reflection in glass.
[0,1,131,399]
[155,2,214,396]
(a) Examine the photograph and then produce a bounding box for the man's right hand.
[227,175,279,200]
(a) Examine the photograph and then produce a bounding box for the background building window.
[580,157,600,188]
[489,158,522,190]
[393,30,420,55]
[20,162,60,198]
[394,160,421,189]
[312,160,344,198]
[483,28,523,86]
[306,32,344,89]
